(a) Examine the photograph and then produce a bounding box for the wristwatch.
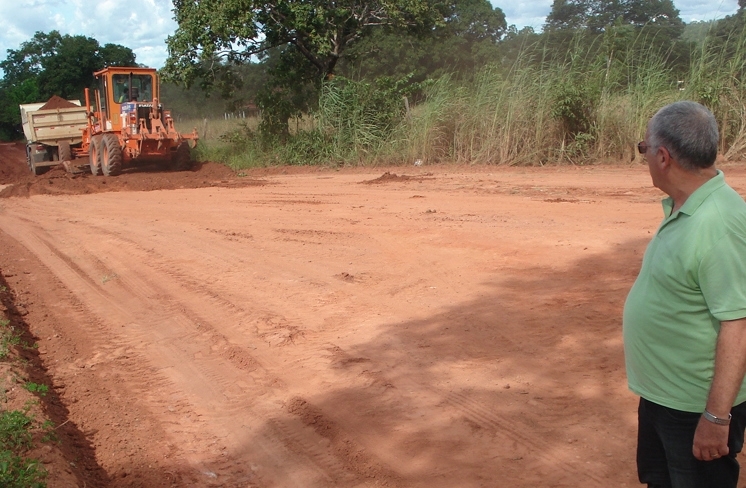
[703,409,732,426]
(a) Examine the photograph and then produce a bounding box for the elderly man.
[623,100,746,488]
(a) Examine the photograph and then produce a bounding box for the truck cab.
[93,67,159,131]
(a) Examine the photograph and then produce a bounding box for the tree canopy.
[164,0,510,135]
[1,31,136,99]
[0,31,136,140]
[339,0,506,82]
[165,0,440,86]
[544,0,683,36]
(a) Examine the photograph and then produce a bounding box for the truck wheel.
[27,145,46,175]
[30,160,44,176]
[170,143,192,171]
[101,134,122,176]
[58,142,72,162]
[89,136,103,176]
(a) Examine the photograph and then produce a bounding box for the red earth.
[2,140,746,487]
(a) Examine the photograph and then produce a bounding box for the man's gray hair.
[648,101,719,170]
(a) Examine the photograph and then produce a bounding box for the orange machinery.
[78,67,198,176]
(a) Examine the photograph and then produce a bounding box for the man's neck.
[668,167,718,213]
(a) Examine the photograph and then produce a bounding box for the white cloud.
[0,0,176,68]
[491,0,741,30]
[676,0,739,22]
[494,1,553,30]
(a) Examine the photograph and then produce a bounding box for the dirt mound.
[0,142,267,197]
[39,95,79,110]
[361,171,434,184]
[0,143,30,183]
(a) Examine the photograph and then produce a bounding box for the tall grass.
[191,28,746,168]
[686,30,746,159]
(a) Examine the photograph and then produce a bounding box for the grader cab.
[82,67,198,176]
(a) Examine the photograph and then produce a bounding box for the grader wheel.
[101,134,122,176]
[170,142,192,171]
[89,136,103,176]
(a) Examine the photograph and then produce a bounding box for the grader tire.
[101,134,123,176]
[89,136,103,176]
[170,143,192,171]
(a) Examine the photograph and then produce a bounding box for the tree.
[440,0,506,43]
[0,31,136,100]
[164,0,444,135]
[165,0,439,84]
[0,31,135,140]
[711,0,745,38]
[544,0,592,31]
[339,1,507,84]
[544,0,683,36]
[430,0,507,72]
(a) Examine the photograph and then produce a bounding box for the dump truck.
[20,97,89,175]
[82,66,198,176]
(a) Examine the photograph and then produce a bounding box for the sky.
[0,0,741,71]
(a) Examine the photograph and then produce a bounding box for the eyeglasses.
[637,141,648,154]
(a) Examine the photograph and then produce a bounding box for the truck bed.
[20,101,88,146]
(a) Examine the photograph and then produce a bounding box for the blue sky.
[0,0,740,70]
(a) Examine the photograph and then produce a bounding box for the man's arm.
[693,318,746,461]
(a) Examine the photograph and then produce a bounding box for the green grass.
[0,313,49,487]
[0,409,47,488]
[177,28,746,169]
[21,384,48,397]
[0,319,21,360]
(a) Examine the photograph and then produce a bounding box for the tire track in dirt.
[58,195,611,486]
[0,207,393,486]
[81,225,398,486]
[0,214,250,481]
[317,339,612,485]
[0,221,223,484]
[58,212,426,486]
[69,226,403,487]
[443,391,606,484]
[267,416,362,486]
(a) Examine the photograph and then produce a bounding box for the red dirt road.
[2,141,746,487]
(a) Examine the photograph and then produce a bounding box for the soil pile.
[0,143,29,184]
[38,95,79,110]
[362,171,435,184]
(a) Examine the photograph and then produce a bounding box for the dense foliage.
[165,0,441,82]
[164,0,506,135]
[184,1,746,167]
[0,31,135,140]
[544,0,683,35]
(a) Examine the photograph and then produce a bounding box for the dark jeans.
[637,397,746,488]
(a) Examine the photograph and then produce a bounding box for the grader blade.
[62,158,90,174]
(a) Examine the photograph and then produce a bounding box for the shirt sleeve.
[700,232,746,322]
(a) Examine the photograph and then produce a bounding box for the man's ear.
[656,145,673,172]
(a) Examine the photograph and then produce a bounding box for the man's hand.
[696,319,746,461]
[693,416,730,461]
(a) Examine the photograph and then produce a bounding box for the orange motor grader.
[77,67,198,176]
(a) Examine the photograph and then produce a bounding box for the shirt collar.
[661,170,725,219]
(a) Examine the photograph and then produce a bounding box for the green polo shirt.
[623,170,746,412]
